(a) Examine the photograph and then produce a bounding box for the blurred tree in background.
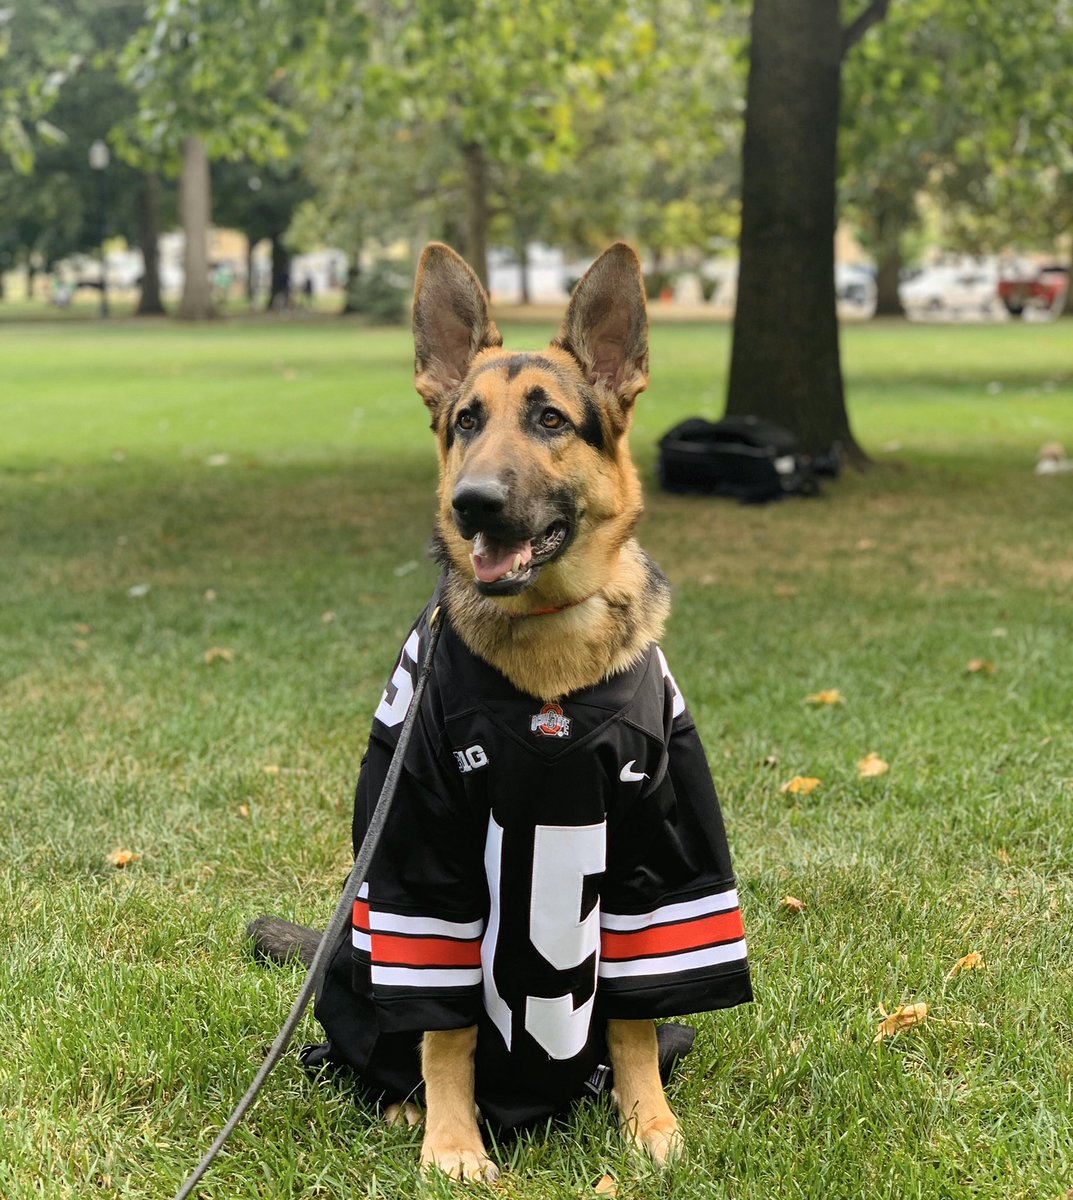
[2,0,1071,458]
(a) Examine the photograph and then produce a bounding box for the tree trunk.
[246,239,256,305]
[26,263,36,299]
[135,172,165,316]
[269,234,291,310]
[726,0,867,464]
[462,141,490,292]
[517,240,530,305]
[871,192,907,317]
[178,135,215,321]
[343,253,362,314]
[874,246,904,317]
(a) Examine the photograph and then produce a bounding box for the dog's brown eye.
[456,410,477,431]
[540,408,566,430]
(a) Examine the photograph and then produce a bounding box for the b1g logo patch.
[530,702,571,739]
[454,744,489,773]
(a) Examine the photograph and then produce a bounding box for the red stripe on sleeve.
[353,898,371,932]
[371,932,483,968]
[601,908,744,961]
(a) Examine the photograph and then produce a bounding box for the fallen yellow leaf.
[805,689,843,706]
[857,752,890,779]
[263,764,281,776]
[780,895,807,913]
[108,848,141,868]
[594,1176,618,1196]
[238,804,251,819]
[203,646,235,664]
[780,776,822,795]
[874,1002,928,1042]
[966,658,995,674]
[946,952,983,980]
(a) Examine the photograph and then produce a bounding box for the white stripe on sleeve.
[600,888,739,933]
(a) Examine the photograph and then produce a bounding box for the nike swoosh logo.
[619,761,649,783]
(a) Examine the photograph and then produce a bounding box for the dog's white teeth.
[513,553,523,572]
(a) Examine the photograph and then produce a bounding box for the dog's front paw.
[421,1137,499,1182]
[622,1112,684,1166]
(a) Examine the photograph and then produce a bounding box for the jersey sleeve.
[347,646,489,1034]
[598,712,752,1020]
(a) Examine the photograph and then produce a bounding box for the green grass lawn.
[2,314,1072,1199]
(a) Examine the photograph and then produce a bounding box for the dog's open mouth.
[470,520,571,593]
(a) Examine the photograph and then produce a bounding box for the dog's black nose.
[452,478,509,524]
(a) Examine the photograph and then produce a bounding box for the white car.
[900,265,1000,318]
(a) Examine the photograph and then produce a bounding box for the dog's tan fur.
[411,242,680,1179]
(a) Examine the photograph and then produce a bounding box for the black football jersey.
[314,599,752,1129]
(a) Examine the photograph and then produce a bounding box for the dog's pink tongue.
[471,532,533,583]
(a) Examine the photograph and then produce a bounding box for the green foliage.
[118,0,306,169]
[0,1,91,173]
[345,259,410,324]
[841,0,1073,261]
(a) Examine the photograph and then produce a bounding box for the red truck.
[997,264,1069,316]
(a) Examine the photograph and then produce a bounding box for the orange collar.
[503,591,600,619]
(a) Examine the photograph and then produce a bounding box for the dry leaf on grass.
[321,611,336,624]
[594,1175,618,1196]
[857,752,890,779]
[203,646,235,664]
[74,622,92,635]
[238,804,251,819]
[874,1002,928,1042]
[805,689,844,706]
[780,896,807,913]
[780,776,822,795]
[946,952,983,980]
[204,589,217,602]
[996,848,1011,866]
[966,659,996,675]
[108,848,141,868]
[263,764,281,776]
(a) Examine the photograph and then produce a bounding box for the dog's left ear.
[553,242,649,423]
[412,243,502,419]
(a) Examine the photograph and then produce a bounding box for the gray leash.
[172,599,446,1200]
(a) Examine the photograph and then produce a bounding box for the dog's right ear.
[412,243,502,418]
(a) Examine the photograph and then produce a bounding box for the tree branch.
[842,0,891,57]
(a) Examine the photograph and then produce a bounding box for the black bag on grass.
[657,415,827,503]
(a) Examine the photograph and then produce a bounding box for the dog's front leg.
[607,1018,683,1165]
[420,1026,498,1182]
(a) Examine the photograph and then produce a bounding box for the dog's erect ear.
[553,243,649,418]
[412,243,502,416]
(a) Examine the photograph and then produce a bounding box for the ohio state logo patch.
[530,702,571,739]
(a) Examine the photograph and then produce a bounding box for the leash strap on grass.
[172,595,446,1200]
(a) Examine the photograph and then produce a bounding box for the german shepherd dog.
[410,243,675,1178]
[252,242,750,1180]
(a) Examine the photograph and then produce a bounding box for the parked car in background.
[835,263,877,317]
[997,263,1069,317]
[900,262,1001,318]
